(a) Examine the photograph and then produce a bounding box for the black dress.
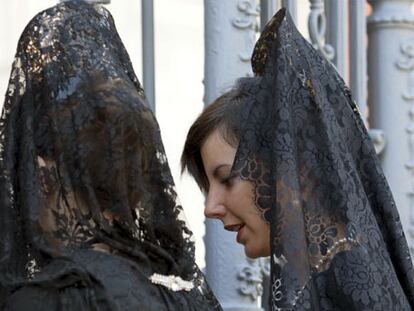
[0,1,221,310]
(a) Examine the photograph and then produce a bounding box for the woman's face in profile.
[200,129,270,258]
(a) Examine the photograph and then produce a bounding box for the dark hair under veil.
[231,9,414,310]
[0,1,221,310]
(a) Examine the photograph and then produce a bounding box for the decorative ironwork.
[308,0,334,61]
[232,0,260,62]
[367,0,414,29]
[237,257,270,300]
[368,129,386,155]
[259,256,270,277]
[397,40,414,257]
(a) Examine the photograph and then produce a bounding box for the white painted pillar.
[141,0,155,112]
[204,0,265,310]
[368,0,414,256]
[260,0,278,30]
[325,0,348,79]
[281,0,298,25]
[260,0,297,28]
[308,0,335,61]
[350,0,367,118]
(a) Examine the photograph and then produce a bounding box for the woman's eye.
[220,174,236,186]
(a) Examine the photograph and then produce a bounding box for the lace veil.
[0,1,220,309]
[232,9,414,310]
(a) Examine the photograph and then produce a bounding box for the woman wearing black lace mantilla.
[182,9,414,310]
[0,1,222,310]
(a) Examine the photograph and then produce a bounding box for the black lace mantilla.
[232,9,414,310]
[0,1,221,310]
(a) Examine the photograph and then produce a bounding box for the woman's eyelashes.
[211,165,237,187]
[219,172,237,186]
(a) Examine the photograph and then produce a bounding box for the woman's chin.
[244,247,262,259]
[244,244,270,259]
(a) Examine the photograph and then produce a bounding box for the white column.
[308,0,334,61]
[281,0,298,25]
[368,0,414,256]
[325,0,348,79]
[260,0,278,29]
[142,0,155,112]
[260,0,297,27]
[204,1,265,310]
[349,0,367,118]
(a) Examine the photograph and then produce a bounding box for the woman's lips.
[236,224,245,244]
[223,223,246,244]
[224,223,243,232]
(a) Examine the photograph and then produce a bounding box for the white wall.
[153,0,206,268]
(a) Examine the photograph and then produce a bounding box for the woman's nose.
[204,191,226,219]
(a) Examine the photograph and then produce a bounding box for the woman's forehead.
[200,130,237,171]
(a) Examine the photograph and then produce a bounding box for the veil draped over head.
[232,9,414,310]
[0,1,220,310]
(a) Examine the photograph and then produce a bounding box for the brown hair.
[181,77,259,192]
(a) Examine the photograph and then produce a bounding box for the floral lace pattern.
[0,1,221,310]
[233,9,414,310]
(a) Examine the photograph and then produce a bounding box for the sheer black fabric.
[0,1,221,310]
[232,9,414,310]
